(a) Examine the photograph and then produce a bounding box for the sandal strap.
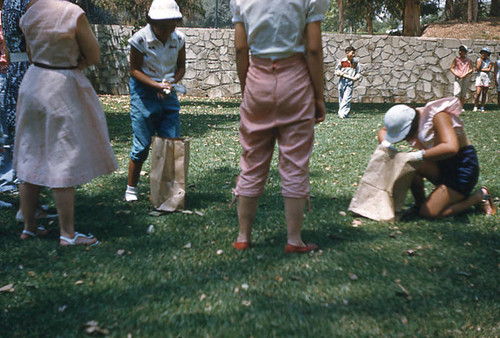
[22,229,36,237]
[60,232,97,245]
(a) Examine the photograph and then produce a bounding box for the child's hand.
[314,99,326,124]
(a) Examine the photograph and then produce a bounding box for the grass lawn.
[1,96,499,336]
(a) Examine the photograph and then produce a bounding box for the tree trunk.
[337,0,344,33]
[365,3,373,34]
[467,0,478,23]
[490,0,500,16]
[444,0,454,20]
[403,0,421,36]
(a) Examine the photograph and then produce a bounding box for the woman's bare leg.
[19,182,41,238]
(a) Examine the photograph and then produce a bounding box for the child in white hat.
[473,47,492,112]
[377,97,496,218]
[125,0,185,202]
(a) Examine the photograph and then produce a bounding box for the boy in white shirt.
[335,46,361,118]
[125,0,186,202]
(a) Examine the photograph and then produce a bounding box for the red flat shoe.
[285,243,318,254]
[232,241,251,250]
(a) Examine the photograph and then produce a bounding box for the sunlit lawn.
[0,96,498,336]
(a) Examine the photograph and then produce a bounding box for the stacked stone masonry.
[87,25,500,104]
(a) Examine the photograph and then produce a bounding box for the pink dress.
[13,0,117,187]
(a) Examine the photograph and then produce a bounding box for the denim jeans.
[338,78,353,118]
[129,77,181,163]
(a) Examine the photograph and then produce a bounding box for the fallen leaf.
[216,249,223,255]
[407,249,416,256]
[82,320,109,336]
[349,273,358,281]
[395,280,412,301]
[148,211,162,217]
[0,284,14,293]
[200,294,206,301]
[117,249,125,256]
[241,300,251,306]
[339,211,347,216]
[241,283,249,290]
[352,219,362,227]
[58,305,67,312]
[401,316,409,325]
[184,243,192,249]
[147,225,155,234]
[275,275,283,283]
[181,210,193,215]
[194,211,204,216]
[75,280,84,285]
[28,271,36,277]
[234,287,239,293]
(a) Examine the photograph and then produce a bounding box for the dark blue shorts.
[436,145,479,197]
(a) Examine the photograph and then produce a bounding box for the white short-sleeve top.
[231,0,329,60]
[128,24,185,82]
[416,97,464,149]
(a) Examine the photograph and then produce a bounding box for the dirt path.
[422,18,500,41]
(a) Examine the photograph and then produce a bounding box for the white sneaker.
[125,185,138,202]
[473,107,478,112]
[480,107,485,112]
[16,208,58,223]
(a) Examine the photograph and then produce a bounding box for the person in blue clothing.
[124,0,186,202]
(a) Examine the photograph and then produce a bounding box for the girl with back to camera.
[15,0,117,245]
[124,0,186,202]
[230,0,329,253]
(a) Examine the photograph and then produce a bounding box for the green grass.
[1,96,499,337]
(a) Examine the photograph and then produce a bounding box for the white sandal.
[60,232,99,246]
[20,226,50,240]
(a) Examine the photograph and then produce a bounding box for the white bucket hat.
[384,105,416,143]
[149,0,182,20]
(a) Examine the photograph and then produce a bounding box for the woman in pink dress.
[14,0,117,245]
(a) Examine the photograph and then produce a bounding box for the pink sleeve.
[418,97,464,149]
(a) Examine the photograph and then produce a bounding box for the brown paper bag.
[150,137,189,212]
[348,144,419,222]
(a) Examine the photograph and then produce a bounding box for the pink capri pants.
[235,53,315,199]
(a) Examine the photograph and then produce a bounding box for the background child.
[450,45,473,109]
[335,46,361,119]
[125,0,186,202]
[231,0,328,253]
[473,47,492,112]
[495,51,500,108]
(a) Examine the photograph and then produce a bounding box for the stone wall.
[87,25,500,103]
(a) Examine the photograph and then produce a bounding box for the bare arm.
[475,58,482,72]
[75,14,99,69]
[495,62,499,86]
[450,58,458,78]
[305,21,326,123]
[377,127,387,143]
[172,45,186,84]
[234,22,249,97]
